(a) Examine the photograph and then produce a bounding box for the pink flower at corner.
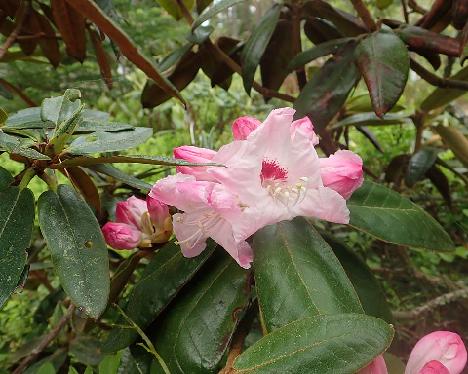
[149,174,253,269]
[359,355,388,374]
[102,195,173,250]
[405,331,467,374]
[208,108,350,244]
[319,150,364,199]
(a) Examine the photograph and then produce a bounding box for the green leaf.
[356,29,409,117]
[332,112,411,129]
[233,313,394,373]
[348,181,454,250]
[0,131,50,160]
[158,44,194,72]
[55,154,220,168]
[103,242,214,352]
[294,42,360,130]
[324,236,393,323]
[75,122,134,133]
[288,38,353,71]
[36,362,56,374]
[0,167,13,190]
[89,164,152,192]
[192,0,244,29]
[99,353,121,374]
[0,186,34,308]
[405,147,439,186]
[67,128,152,155]
[241,4,281,95]
[4,107,44,129]
[253,217,362,333]
[0,108,8,124]
[41,89,83,136]
[81,109,110,123]
[38,185,110,318]
[69,335,103,366]
[151,251,252,374]
[376,0,393,10]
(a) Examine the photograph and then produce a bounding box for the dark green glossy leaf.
[38,185,109,318]
[259,19,295,95]
[187,25,214,44]
[0,131,50,160]
[348,181,454,250]
[81,109,110,123]
[0,167,13,190]
[253,217,362,333]
[303,18,343,44]
[288,37,353,71]
[241,4,281,94]
[75,122,134,133]
[294,42,360,130]
[89,164,152,192]
[69,335,103,366]
[233,313,394,374]
[67,128,152,155]
[55,154,219,169]
[151,251,252,374]
[356,29,409,117]
[0,186,34,308]
[302,0,367,36]
[332,112,411,129]
[158,44,194,72]
[103,242,214,352]
[405,147,439,186]
[325,236,393,323]
[192,0,244,29]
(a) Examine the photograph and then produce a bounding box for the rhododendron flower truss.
[149,174,253,269]
[208,108,351,243]
[102,196,172,250]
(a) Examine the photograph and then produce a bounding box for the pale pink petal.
[115,196,147,227]
[295,186,350,224]
[319,150,364,199]
[358,356,388,374]
[232,116,261,140]
[208,219,254,269]
[172,212,208,258]
[174,145,217,181]
[102,222,141,250]
[419,361,450,374]
[209,183,242,220]
[405,331,467,374]
[291,116,319,146]
[150,173,214,212]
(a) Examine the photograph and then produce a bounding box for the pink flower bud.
[115,196,147,228]
[102,222,141,250]
[405,331,467,374]
[174,146,217,181]
[232,116,261,140]
[146,196,173,243]
[358,355,388,374]
[291,116,319,145]
[319,150,364,199]
[419,360,450,374]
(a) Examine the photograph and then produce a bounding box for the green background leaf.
[348,181,454,250]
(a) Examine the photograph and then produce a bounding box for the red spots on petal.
[260,159,288,183]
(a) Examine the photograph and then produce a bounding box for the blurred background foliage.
[0,0,467,371]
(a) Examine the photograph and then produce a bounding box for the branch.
[0,78,37,106]
[410,58,468,90]
[349,0,377,31]
[175,0,295,103]
[408,0,427,14]
[400,0,409,23]
[0,1,28,60]
[13,304,75,374]
[393,287,468,319]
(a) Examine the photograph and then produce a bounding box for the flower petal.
[358,355,388,374]
[405,331,467,374]
[232,116,261,140]
[115,196,147,228]
[419,360,450,374]
[102,222,141,250]
[174,145,217,181]
[173,212,208,258]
